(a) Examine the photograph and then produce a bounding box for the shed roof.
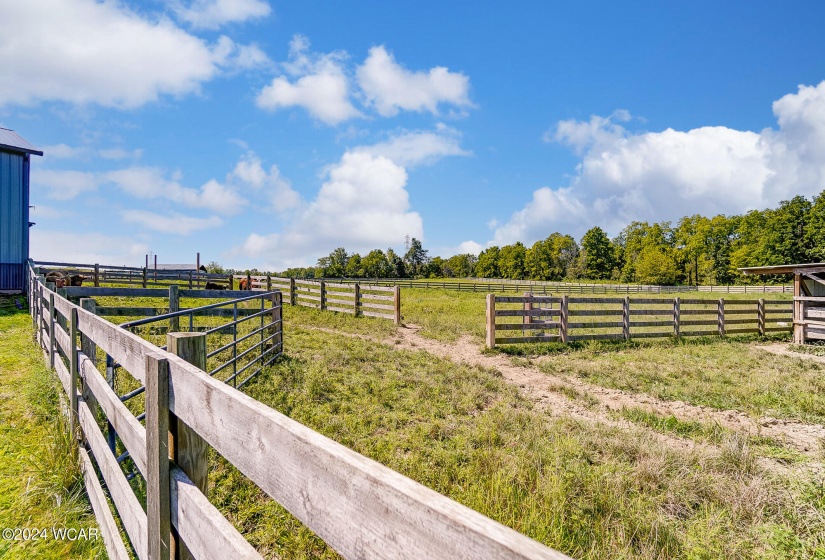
[154,264,207,271]
[0,128,43,156]
[739,263,825,275]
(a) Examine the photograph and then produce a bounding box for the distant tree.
[635,245,678,285]
[205,261,224,274]
[324,247,349,277]
[386,248,406,278]
[475,246,501,278]
[580,227,615,280]
[499,242,527,279]
[403,238,429,277]
[445,253,476,277]
[345,253,363,277]
[526,233,579,280]
[362,249,392,278]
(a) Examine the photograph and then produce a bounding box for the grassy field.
[16,282,819,559]
[205,308,825,559]
[0,296,105,559]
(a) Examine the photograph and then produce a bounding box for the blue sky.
[2,1,825,270]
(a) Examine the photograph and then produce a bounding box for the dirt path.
[297,323,825,458]
[386,325,825,457]
[756,342,825,364]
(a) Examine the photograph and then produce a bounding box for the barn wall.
[0,151,26,290]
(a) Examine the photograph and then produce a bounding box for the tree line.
[226,192,822,285]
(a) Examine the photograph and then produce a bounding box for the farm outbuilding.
[0,128,42,293]
[740,262,825,344]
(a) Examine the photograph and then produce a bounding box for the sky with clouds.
[2,0,825,270]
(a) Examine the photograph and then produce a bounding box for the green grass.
[535,338,825,424]
[0,296,106,559]
[206,322,825,560]
[616,407,808,465]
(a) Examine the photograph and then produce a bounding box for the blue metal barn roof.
[0,128,43,156]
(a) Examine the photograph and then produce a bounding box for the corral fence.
[248,275,401,324]
[34,262,402,325]
[324,277,793,295]
[26,262,570,560]
[486,293,793,348]
[35,260,234,289]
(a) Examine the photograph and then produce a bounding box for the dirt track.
[301,324,825,461]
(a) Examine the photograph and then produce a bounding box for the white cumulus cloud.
[104,167,248,215]
[256,35,361,125]
[173,0,271,30]
[229,152,302,213]
[30,229,149,266]
[489,80,825,246]
[0,0,265,108]
[356,46,472,117]
[122,210,222,235]
[355,128,469,168]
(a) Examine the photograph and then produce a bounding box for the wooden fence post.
[69,308,79,440]
[228,274,234,290]
[166,333,208,560]
[188,271,193,290]
[486,294,496,349]
[320,281,327,310]
[523,292,532,327]
[394,285,401,326]
[169,285,180,333]
[757,298,766,336]
[718,298,725,337]
[48,290,56,369]
[146,353,172,560]
[270,292,283,353]
[560,295,569,343]
[246,272,252,291]
[354,283,361,316]
[143,267,148,288]
[94,263,100,287]
[289,278,296,306]
[266,274,272,292]
[79,298,99,419]
[623,297,630,341]
[674,297,681,338]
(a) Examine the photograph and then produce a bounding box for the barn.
[740,262,825,344]
[0,128,43,293]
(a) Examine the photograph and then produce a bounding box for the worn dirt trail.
[387,325,825,457]
[299,323,825,458]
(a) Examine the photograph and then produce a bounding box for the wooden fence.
[35,260,234,289]
[323,277,793,295]
[26,264,569,560]
[247,275,401,324]
[486,293,793,348]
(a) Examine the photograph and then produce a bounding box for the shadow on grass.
[0,295,27,317]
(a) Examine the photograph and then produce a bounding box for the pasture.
[8,279,825,559]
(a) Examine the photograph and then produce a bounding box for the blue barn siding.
[0,151,26,290]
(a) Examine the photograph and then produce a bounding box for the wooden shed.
[739,263,825,344]
[0,128,42,293]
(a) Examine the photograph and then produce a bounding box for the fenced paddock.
[26,263,569,560]
[35,260,234,289]
[486,293,793,348]
[325,277,793,295]
[249,275,402,324]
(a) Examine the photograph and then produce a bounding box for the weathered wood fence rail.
[486,293,793,348]
[26,264,569,560]
[35,260,234,289]
[250,275,401,324]
[326,277,793,294]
